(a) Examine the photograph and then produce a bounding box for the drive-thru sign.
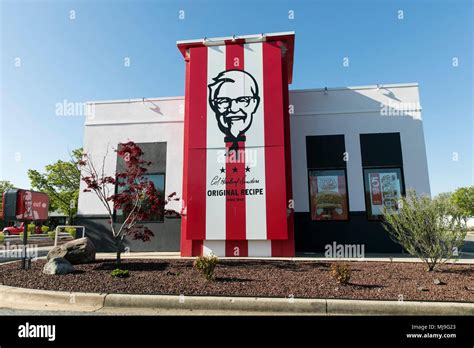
[2,189,49,222]
[2,189,49,269]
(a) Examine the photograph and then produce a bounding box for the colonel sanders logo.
[208,69,260,150]
[16,191,40,220]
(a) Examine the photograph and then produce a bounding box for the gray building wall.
[77,141,181,252]
[75,215,180,252]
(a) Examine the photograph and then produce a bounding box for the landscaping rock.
[47,246,67,260]
[42,257,75,275]
[47,237,96,264]
[417,287,429,292]
[433,278,445,285]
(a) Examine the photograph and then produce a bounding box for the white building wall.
[289,83,430,212]
[78,84,431,217]
[78,97,184,215]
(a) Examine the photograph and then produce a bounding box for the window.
[306,135,349,221]
[360,133,405,220]
[363,168,404,220]
[360,133,403,168]
[114,142,167,223]
[309,169,349,220]
[143,174,166,221]
[114,173,166,223]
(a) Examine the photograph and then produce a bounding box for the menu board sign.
[309,170,348,221]
[368,171,401,216]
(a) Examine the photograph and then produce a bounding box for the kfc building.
[77,32,431,256]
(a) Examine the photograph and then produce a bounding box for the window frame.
[307,167,350,222]
[362,166,405,221]
[113,172,167,224]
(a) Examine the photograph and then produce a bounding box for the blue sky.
[1,0,472,195]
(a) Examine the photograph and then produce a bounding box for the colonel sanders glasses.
[213,96,255,113]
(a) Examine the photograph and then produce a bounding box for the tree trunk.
[428,261,436,272]
[116,237,122,267]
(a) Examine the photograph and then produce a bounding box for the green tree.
[451,186,474,217]
[0,180,15,214]
[28,149,82,224]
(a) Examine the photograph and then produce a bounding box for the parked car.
[2,222,42,236]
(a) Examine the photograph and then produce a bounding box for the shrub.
[27,223,36,233]
[0,232,4,242]
[48,231,56,240]
[65,227,76,238]
[330,263,351,284]
[382,190,468,271]
[193,254,219,280]
[41,226,50,233]
[111,268,129,278]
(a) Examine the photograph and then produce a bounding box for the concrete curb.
[1,285,473,315]
[0,285,105,312]
[103,293,327,313]
[326,299,474,316]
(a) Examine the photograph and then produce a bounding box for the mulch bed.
[1,259,473,302]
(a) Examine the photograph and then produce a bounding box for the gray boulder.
[47,237,96,264]
[47,246,67,260]
[43,257,75,275]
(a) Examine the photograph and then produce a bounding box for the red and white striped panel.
[182,41,290,255]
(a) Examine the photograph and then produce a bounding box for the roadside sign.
[2,189,49,222]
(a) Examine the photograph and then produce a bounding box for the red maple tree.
[79,141,179,266]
